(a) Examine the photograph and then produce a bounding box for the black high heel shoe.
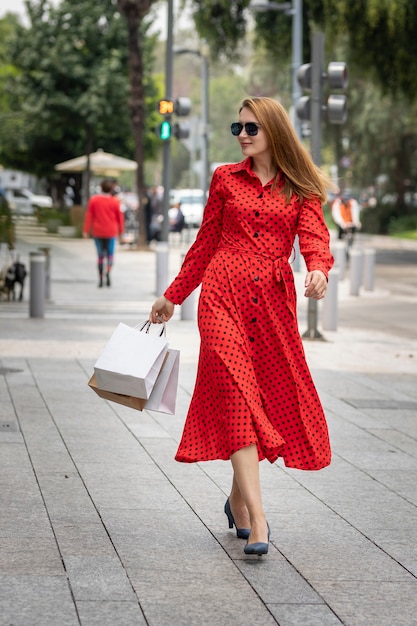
[224,499,250,540]
[244,522,270,556]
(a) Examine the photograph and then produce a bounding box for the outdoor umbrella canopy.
[55,149,137,177]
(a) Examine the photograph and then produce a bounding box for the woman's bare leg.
[229,474,251,530]
[230,444,268,544]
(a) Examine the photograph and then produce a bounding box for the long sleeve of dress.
[164,171,225,304]
[297,196,333,278]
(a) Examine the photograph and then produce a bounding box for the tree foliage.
[186,0,417,219]
[0,1,161,182]
[1,1,130,177]
[307,0,417,101]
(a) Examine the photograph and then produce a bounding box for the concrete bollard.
[291,235,301,272]
[156,241,169,296]
[333,241,346,281]
[29,251,46,318]
[180,254,196,320]
[38,246,51,300]
[349,248,363,296]
[363,248,376,291]
[322,267,339,331]
[181,292,196,320]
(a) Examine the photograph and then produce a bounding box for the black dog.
[4,261,27,301]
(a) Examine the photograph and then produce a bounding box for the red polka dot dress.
[164,158,333,470]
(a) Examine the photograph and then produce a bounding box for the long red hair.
[240,97,334,203]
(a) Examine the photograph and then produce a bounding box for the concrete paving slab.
[0,575,79,626]
[236,558,324,604]
[76,600,147,626]
[267,604,343,626]
[0,537,64,576]
[130,571,279,626]
[313,580,417,626]
[64,555,136,602]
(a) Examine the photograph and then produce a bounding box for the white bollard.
[291,235,301,272]
[332,241,346,281]
[180,253,196,320]
[38,246,51,300]
[156,241,169,296]
[322,267,339,331]
[181,291,196,320]
[363,248,376,291]
[29,252,46,318]
[350,248,363,296]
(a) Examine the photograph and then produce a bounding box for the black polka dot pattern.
[164,158,333,470]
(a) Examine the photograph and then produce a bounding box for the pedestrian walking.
[83,179,124,287]
[331,190,361,249]
[150,97,334,556]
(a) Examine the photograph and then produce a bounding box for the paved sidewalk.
[1,220,417,626]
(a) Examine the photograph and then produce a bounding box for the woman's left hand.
[304,270,327,300]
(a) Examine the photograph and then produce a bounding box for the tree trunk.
[117,0,156,247]
[84,123,94,205]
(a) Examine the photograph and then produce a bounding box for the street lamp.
[173,44,210,200]
[250,0,302,139]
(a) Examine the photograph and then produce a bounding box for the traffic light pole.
[303,31,325,340]
[310,31,324,168]
[156,0,173,296]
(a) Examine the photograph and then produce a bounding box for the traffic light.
[173,122,190,140]
[174,97,191,117]
[156,97,191,141]
[158,120,172,141]
[327,62,348,123]
[296,61,348,124]
[158,99,175,115]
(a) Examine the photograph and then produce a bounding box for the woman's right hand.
[149,296,175,324]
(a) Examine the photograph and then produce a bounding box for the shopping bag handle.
[137,320,166,337]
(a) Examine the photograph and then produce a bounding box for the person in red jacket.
[83,179,124,287]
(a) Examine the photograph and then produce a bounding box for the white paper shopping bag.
[94,322,169,398]
[145,349,180,414]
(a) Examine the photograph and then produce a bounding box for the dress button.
[254,232,259,238]
[253,276,259,282]
[252,297,258,303]
[251,317,257,323]
[249,337,255,342]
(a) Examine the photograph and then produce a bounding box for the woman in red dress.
[150,97,334,556]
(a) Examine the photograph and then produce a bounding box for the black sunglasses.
[231,122,260,136]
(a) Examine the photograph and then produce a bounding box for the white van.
[169,188,205,228]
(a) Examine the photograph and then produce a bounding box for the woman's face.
[236,107,270,160]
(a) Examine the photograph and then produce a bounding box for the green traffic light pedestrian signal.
[158,120,172,141]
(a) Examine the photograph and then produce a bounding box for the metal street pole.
[156,0,173,295]
[201,45,210,199]
[302,31,325,340]
[291,0,302,274]
[291,0,302,139]
[310,31,324,168]
[174,45,210,199]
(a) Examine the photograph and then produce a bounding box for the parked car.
[5,188,53,216]
[169,188,205,227]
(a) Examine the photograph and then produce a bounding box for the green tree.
[0,14,24,171]
[3,1,133,179]
[117,0,161,245]
[187,0,417,219]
